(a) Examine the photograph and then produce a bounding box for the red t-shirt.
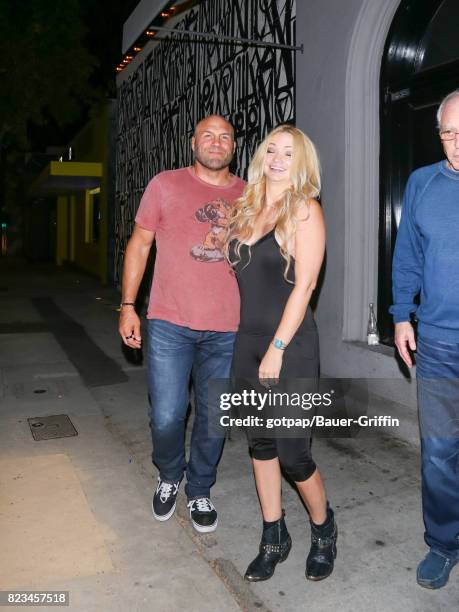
[135,166,245,332]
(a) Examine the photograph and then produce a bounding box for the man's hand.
[394,321,416,368]
[118,224,155,350]
[119,307,142,349]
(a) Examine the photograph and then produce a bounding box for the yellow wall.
[56,196,68,266]
[55,104,111,283]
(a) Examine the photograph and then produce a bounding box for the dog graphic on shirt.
[190,198,232,262]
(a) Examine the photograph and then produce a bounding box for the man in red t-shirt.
[119,115,245,533]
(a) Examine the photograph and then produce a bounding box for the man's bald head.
[194,115,234,139]
[192,115,236,171]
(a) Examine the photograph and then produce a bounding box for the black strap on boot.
[245,510,292,582]
[306,505,338,581]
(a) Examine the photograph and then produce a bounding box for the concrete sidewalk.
[0,259,457,612]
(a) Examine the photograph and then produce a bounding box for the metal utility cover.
[27,414,78,441]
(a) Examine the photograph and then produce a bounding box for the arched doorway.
[378,0,459,344]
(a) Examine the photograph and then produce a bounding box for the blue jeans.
[416,335,459,558]
[147,319,235,499]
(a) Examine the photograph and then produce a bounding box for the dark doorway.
[379,0,459,344]
[24,199,56,262]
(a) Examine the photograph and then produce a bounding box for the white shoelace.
[157,480,179,503]
[187,497,215,513]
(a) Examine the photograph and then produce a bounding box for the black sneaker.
[152,477,180,521]
[187,497,218,533]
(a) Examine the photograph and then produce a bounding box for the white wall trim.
[343,0,401,340]
[122,0,170,54]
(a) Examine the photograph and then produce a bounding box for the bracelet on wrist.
[120,302,136,308]
[272,338,287,350]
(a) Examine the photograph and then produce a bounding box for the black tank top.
[230,229,316,336]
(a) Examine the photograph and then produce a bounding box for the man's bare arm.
[119,224,155,348]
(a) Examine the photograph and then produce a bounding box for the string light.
[118,4,178,71]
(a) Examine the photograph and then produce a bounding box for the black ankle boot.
[244,511,292,582]
[305,505,337,581]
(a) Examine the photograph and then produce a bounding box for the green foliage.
[0,0,100,150]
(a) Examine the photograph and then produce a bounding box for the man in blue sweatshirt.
[391,89,459,590]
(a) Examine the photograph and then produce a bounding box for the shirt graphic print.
[190,197,233,262]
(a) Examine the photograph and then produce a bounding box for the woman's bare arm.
[258,200,325,381]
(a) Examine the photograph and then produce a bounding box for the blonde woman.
[226,125,336,582]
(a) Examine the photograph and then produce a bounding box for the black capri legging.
[232,329,320,482]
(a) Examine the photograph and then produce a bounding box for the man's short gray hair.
[437,89,459,126]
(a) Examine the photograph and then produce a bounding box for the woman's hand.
[259,344,284,387]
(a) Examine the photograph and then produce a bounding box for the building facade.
[29,102,116,284]
[115,0,459,442]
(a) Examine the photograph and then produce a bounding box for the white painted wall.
[295,1,418,413]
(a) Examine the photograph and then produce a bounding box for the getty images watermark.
[208,379,403,438]
[219,389,398,429]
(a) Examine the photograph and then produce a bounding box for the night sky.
[29,0,140,152]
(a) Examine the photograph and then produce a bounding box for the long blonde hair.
[226,124,321,280]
